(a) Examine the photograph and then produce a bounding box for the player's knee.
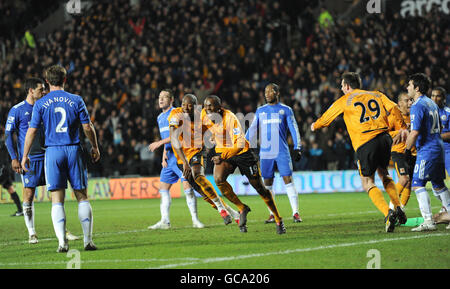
[282,175,292,184]
[399,175,410,187]
[381,175,393,187]
[194,174,206,185]
[184,187,195,198]
[23,189,34,203]
[214,176,227,186]
[251,181,269,196]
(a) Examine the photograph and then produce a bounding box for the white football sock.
[23,202,35,236]
[265,186,274,215]
[78,200,93,245]
[185,188,199,221]
[51,203,66,246]
[285,182,299,215]
[222,202,240,220]
[211,197,227,212]
[159,190,171,224]
[415,187,432,221]
[432,187,450,211]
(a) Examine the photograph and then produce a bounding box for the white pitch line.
[0,206,441,247]
[1,232,448,268]
[0,257,201,267]
[149,232,450,269]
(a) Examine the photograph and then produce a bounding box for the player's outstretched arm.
[149,137,170,152]
[82,122,100,162]
[21,127,38,172]
[312,96,345,131]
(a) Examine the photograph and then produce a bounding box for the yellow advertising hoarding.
[0,177,181,203]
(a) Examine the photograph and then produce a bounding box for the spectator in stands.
[0,0,448,176]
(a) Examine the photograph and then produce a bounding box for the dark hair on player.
[44,65,67,86]
[342,72,362,89]
[268,83,280,95]
[432,86,447,97]
[408,73,431,95]
[160,88,174,99]
[24,77,44,94]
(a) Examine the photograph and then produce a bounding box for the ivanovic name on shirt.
[42,96,75,109]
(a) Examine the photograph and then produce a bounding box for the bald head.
[183,94,198,105]
[205,95,221,106]
[204,95,223,115]
[182,94,198,117]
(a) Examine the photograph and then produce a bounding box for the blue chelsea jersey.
[5,100,45,161]
[30,90,90,146]
[410,95,444,153]
[437,106,450,152]
[245,103,301,159]
[157,106,173,151]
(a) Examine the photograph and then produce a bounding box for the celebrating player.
[387,92,416,212]
[169,94,240,225]
[21,65,100,252]
[246,83,303,224]
[405,75,450,231]
[311,72,408,232]
[203,95,286,234]
[147,89,204,229]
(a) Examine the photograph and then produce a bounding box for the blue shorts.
[22,159,46,188]
[45,145,87,191]
[160,150,185,184]
[412,152,446,188]
[260,153,293,179]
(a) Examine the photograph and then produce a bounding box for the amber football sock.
[195,175,226,212]
[400,186,411,207]
[368,187,389,217]
[216,181,246,211]
[395,183,405,198]
[383,177,401,208]
[258,187,282,223]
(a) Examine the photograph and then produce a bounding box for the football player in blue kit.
[5,78,79,244]
[147,89,204,229]
[21,65,100,252]
[405,74,450,231]
[430,86,450,226]
[246,83,303,223]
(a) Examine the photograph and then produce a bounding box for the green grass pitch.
[0,191,448,269]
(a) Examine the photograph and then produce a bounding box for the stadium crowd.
[0,0,448,177]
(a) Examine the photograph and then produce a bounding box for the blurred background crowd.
[0,0,448,178]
